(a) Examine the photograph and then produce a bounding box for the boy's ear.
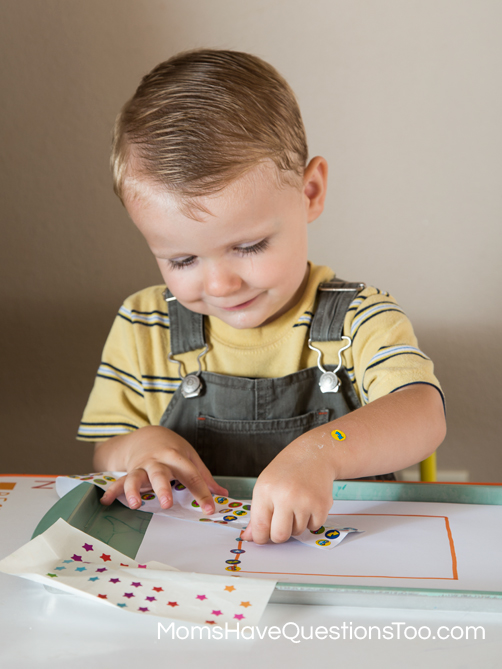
[303,156,328,223]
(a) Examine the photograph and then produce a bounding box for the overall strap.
[163,288,206,355]
[310,278,366,342]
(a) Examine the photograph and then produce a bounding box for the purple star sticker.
[109,578,120,584]
[145,596,156,602]
[96,568,107,573]
[138,607,149,612]
[71,554,82,562]
[123,593,135,599]
[82,543,93,552]
[131,582,142,588]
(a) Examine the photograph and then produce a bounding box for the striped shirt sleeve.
[343,288,443,406]
[77,287,175,442]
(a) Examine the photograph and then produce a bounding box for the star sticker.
[138,607,149,612]
[138,564,147,569]
[54,566,66,571]
[62,560,73,564]
[100,554,112,562]
[120,563,129,567]
[75,566,86,572]
[146,596,156,602]
[153,587,163,592]
[211,610,223,616]
[109,578,120,584]
[206,621,216,625]
[240,601,252,608]
[131,582,142,588]
[88,577,99,582]
[96,568,107,573]
[97,594,108,599]
[123,593,135,599]
[234,614,245,621]
[71,554,82,562]
[82,543,93,552]
[224,585,236,592]
[117,603,127,608]
[167,602,178,607]
[196,594,207,601]
[46,573,57,578]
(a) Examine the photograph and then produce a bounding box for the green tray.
[35,479,502,612]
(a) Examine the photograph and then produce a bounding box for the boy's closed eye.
[167,238,270,270]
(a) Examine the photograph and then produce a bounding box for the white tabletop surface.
[1,475,501,669]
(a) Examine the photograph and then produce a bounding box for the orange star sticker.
[224,585,236,592]
[240,601,252,608]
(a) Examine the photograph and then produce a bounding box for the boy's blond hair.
[112,49,308,205]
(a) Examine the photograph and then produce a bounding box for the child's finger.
[100,475,126,506]
[245,499,273,544]
[176,462,218,515]
[122,469,150,509]
[188,450,228,497]
[270,508,294,544]
[291,510,311,536]
[147,465,175,509]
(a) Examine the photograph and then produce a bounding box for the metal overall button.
[308,336,352,394]
[168,344,209,399]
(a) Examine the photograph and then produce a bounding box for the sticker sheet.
[56,473,362,550]
[0,518,275,627]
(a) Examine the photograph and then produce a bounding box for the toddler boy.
[78,50,445,544]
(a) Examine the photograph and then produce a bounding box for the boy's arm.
[242,383,446,544]
[93,425,228,513]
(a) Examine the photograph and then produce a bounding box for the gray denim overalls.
[160,278,394,480]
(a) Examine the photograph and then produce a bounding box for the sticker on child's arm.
[331,429,346,441]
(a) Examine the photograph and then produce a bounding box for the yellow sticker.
[331,429,346,441]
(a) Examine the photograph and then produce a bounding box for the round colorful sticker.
[215,497,228,505]
[191,500,200,508]
[325,529,340,539]
[228,502,242,508]
[199,518,212,522]
[310,526,325,535]
[242,504,251,511]
[234,510,247,516]
[225,566,241,572]
[219,509,231,514]
[173,482,186,490]
[223,515,237,522]
[103,476,116,482]
[316,539,331,547]
[225,559,241,565]
[331,430,346,441]
[93,479,107,485]
[230,549,245,554]
[141,493,155,501]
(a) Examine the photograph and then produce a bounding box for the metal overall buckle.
[168,345,209,398]
[164,291,208,398]
[308,336,352,394]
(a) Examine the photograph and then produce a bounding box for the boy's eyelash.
[236,239,269,256]
[167,239,269,270]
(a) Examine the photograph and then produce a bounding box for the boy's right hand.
[94,425,228,515]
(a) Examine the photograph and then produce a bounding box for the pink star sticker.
[196,594,207,601]
[234,614,245,621]
[211,610,223,616]
[82,543,93,552]
[100,554,112,562]
[138,564,147,568]
[131,582,142,588]
[145,596,156,602]
[71,554,82,562]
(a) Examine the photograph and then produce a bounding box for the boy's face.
[124,160,326,330]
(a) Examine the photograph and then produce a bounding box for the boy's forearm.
[294,384,446,480]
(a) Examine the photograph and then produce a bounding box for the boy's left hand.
[241,437,335,544]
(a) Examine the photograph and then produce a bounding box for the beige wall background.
[0,0,500,480]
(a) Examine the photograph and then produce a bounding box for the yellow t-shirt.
[77,264,442,441]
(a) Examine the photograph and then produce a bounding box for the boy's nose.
[203,263,242,298]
